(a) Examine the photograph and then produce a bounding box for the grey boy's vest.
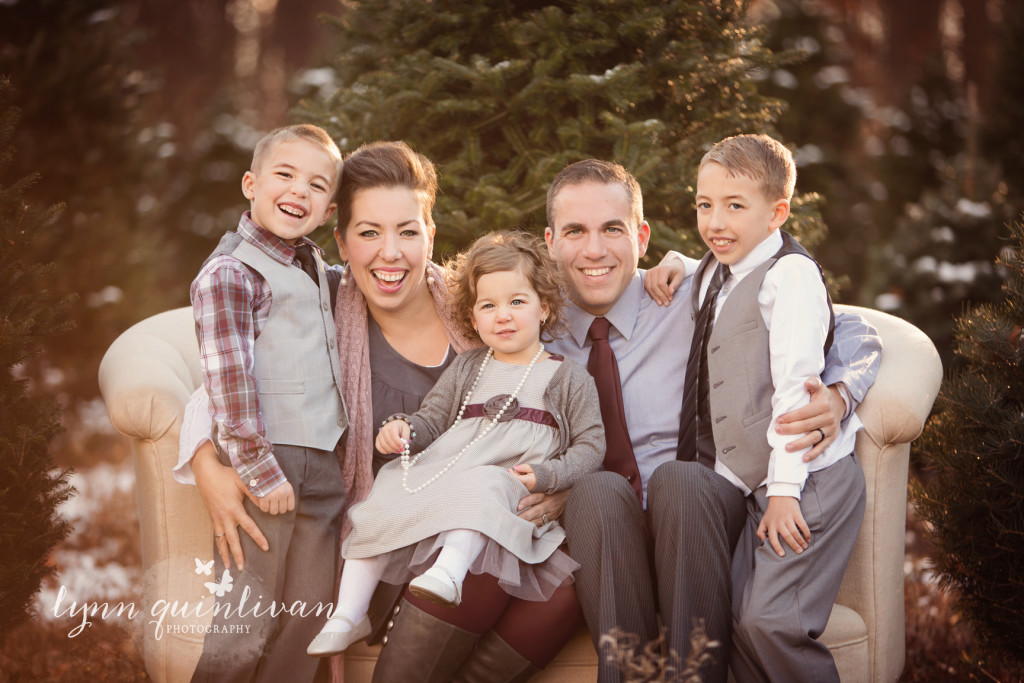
[204,232,348,450]
[689,232,834,491]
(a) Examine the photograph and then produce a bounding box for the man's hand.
[517,489,569,526]
[192,441,269,570]
[256,480,295,516]
[757,496,810,557]
[776,377,845,462]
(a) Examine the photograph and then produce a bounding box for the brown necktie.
[293,243,321,287]
[587,317,643,502]
[677,263,730,467]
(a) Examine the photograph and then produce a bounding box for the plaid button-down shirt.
[191,212,325,497]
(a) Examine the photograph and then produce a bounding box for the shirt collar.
[237,211,323,266]
[565,271,644,347]
[729,229,783,279]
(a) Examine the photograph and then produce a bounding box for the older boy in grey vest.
[190,124,348,683]
[683,134,866,682]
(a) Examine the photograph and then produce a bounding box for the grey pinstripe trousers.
[563,461,746,683]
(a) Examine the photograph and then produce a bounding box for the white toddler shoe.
[306,613,372,657]
[408,566,462,607]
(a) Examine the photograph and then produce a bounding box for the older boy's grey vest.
[205,232,348,450]
[688,232,833,491]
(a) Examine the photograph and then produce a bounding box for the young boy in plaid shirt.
[189,124,348,682]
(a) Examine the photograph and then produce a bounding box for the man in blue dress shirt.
[514,159,881,683]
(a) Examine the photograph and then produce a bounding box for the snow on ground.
[35,461,142,622]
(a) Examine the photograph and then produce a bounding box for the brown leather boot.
[370,599,480,683]
[451,631,540,683]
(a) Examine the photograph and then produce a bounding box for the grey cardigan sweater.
[396,347,605,495]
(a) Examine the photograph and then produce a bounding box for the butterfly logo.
[194,558,214,576]
[204,569,234,597]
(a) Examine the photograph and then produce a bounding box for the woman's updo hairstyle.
[335,141,439,237]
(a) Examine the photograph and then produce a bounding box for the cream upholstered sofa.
[98,305,941,683]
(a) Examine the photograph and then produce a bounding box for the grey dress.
[343,349,605,602]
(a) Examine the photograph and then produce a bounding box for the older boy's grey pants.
[191,444,345,683]
[729,454,866,683]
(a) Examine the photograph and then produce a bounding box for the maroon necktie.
[587,317,643,502]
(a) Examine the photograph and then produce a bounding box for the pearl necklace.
[400,344,546,494]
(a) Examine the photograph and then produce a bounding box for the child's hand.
[375,419,411,454]
[757,496,810,557]
[257,481,295,516]
[644,254,687,306]
[510,464,537,492]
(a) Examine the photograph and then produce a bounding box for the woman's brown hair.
[335,141,439,237]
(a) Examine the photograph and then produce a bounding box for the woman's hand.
[192,441,269,570]
[517,489,569,526]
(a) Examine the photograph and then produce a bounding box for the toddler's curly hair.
[447,231,566,343]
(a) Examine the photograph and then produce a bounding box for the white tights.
[322,529,486,634]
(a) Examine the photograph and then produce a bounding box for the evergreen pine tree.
[758,1,1016,364]
[0,0,176,410]
[883,152,1012,368]
[0,78,74,641]
[299,0,823,260]
[756,0,887,298]
[911,214,1024,665]
[980,0,1024,201]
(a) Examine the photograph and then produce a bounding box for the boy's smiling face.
[242,138,338,244]
[695,161,789,266]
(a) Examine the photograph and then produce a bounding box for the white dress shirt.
[695,230,861,498]
[549,258,880,507]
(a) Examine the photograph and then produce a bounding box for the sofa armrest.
[99,307,210,683]
[98,308,202,441]
[832,305,942,682]
[837,305,942,448]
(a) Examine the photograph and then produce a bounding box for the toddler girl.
[307,231,605,657]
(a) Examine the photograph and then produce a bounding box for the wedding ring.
[815,428,826,444]
[541,513,549,525]
[215,534,226,539]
